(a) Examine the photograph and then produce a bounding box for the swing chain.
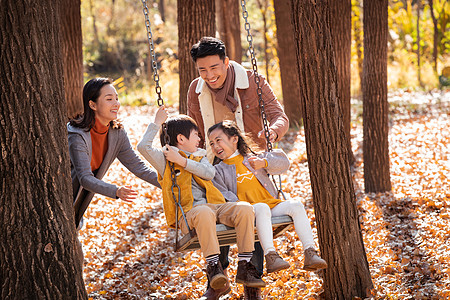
[241,0,287,200]
[140,0,194,248]
[240,0,272,153]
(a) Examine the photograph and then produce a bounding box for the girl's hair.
[69,77,122,130]
[160,115,199,147]
[207,120,259,157]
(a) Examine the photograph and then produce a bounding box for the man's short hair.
[160,115,199,147]
[190,37,227,63]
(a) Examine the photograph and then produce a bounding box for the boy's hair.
[207,120,259,157]
[190,37,227,63]
[160,115,199,147]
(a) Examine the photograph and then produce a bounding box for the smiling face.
[208,128,238,160]
[89,84,120,126]
[195,55,230,89]
[178,129,201,153]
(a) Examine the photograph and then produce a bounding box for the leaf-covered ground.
[80,91,450,299]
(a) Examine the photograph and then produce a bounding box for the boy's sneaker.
[206,261,228,290]
[200,269,231,300]
[303,248,327,271]
[236,261,266,287]
[265,251,290,273]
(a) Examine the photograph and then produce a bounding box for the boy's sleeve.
[184,156,215,180]
[137,122,166,175]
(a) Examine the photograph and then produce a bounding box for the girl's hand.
[116,185,138,202]
[248,156,266,170]
[154,105,168,126]
[163,145,187,167]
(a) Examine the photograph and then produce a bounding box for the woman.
[68,78,159,229]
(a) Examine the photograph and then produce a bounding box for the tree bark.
[362,0,392,193]
[159,0,166,23]
[428,0,438,74]
[177,0,215,114]
[60,0,84,120]
[330,0,354,164]
[273,0,302,127]
[290,1,373,298]
[0,1,87,298]
[215,0,242,63]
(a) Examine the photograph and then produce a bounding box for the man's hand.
[248,156,266,170]
[163,145,187,167]
[257,128,278,143]
[116,185,138,202]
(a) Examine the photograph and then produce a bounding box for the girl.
[208,120,327,273]
[68,78,160,229]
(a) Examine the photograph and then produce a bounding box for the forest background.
[81,0,450,106]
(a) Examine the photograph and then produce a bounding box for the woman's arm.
[68,132,117,199]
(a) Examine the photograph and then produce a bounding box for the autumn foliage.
[80,91,449,299]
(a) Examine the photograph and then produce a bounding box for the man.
[187,37,289,300]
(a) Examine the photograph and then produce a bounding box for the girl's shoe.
[265,251,290,273]
[303,248,327,271]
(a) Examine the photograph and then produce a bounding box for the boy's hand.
[154,105,168,126]
[248,156,266,170]
[116,185,137,202]
[163,145,187,167]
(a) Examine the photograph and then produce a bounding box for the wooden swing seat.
[176,215,294,252]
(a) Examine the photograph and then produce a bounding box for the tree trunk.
[60,0,83,120]
[330,0,354,165]
[256,0,270,83]
[290,1,373,298]
[0,1,87,299]
[159,0,166,23]
[273,0,302,127]
[177,0,215,114]
[416,3,423,87]
[428,0,438,74]
[215,0,242,63]
[362,0,391,193]
[89,0,100,49]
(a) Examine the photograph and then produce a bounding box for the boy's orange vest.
[158,153,225,228]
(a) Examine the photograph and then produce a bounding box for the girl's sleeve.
[263,149,290,175]
[137,122,166,175]
[116,129,160,188]
[184,156,215,180]
[68,132,117,199]
[212,165,239,202]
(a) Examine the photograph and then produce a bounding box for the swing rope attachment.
[141,0,194,250]
[240,0,286,200]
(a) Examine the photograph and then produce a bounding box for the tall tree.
[428,0,438,74]
[362,0,392,193]
[177,0,215,114]
[290,0,373,298]
[0,0,87,298]
[215,0,242,63]
[60,0,83,119]
[330,0,354,164]
[273,0,302,127]
[256,0,271,83]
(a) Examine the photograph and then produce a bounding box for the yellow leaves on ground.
[80,92,450,299]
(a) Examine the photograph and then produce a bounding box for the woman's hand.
[116,185,138,202]
[154,105,168,126]
[163,145,187,167]
[248,156,266,170]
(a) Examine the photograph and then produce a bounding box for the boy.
[137,106,265,294]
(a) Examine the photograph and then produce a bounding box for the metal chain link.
[141,0,193,248]
[240,0,286,200]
